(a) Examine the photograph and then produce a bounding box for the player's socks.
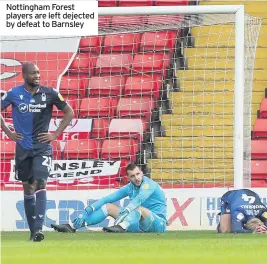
[119,210,141,230]
[24,194,36,234]
[35,189,47,231]
[84,205,108,225]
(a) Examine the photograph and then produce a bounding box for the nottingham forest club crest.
[41,93,46,102]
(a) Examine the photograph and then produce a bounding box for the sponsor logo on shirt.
[18,103,47,113]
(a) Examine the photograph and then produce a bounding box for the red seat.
[124,74,162,99]
[4,105,12,118]
[117,96,155,122]
[251,140,267,159]
[52,98,80,118]
[259,98,267,118]
[51,140,61,159]
[0,140,15,159]
[251,179,267,187]
[140,31,178,53]
[132,52,171,77]
[79,36,103,54]
[59,74,89,98]
[87,75,126,96]
[101,138,139,162]
[103,33,141,53]
[251,160,267,179]
[112,16,148,27]
[154,0,188,5]
[99,16,112,28]
[147,15,184,25]
[92,118,110,139]
[68,54,97,75]
[252,119,267,138]
[109,119,144,142]
[95,54,133,75]
[118,0,153,6]
[79,97,117,118]
[63,139,99,159]
[98,0,117,6]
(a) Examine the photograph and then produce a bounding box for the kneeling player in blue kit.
[218,189,267,234]
[51,163,167,233]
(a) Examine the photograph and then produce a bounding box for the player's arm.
[0,91,23,141]
[124,183,155,213]
[218,192,232,233]
[38,90,74,143]
[231,211,252,233]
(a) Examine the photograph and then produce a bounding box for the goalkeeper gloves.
[114,208,130,225]
[72,205,94,229]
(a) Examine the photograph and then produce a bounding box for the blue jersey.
[90,176,167,222]
[220,189,267,233]
[1,84,66,150]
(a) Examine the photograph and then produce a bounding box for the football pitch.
[1,231,267,264]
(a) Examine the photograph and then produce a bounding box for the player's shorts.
[121,207,166,233]
[15,143,52,183]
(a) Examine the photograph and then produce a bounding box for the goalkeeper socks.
[24,194,36,234]
[119,210,141,230]
[35,189,47,231]
[84,205,108,226]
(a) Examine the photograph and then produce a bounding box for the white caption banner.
[0,1,98,36]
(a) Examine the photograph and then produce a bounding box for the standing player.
[0,63,74,242]
[51,163,167,233]
[218,189,267,234]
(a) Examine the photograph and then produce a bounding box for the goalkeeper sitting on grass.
[218,189,267,234]
[52,163,167,233]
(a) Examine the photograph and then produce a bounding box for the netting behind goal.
[0,10,261,191]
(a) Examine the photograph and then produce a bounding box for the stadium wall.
[1,188,267,231]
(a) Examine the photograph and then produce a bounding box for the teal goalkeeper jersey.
[90,176,167,222]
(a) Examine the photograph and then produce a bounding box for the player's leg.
[32,153,51,241]
[15,144,35,240]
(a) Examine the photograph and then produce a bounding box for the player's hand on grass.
[38,133,57,143]
[255,225,267,234]
[114,208,130,225]
[7,131,23,142]
[72,211,88,229]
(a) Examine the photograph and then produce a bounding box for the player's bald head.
[22,62,38,74]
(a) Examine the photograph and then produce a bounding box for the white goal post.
[99,5,247,189]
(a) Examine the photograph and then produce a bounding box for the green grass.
[1,231,267,264]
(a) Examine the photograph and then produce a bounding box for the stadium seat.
[251,160,267,179]
[4,105,12,118]
[251,140,267,159]
[147,15,184,25]
[95,54,134,75]
[140,31,178,53]
[109,119,144,142]
[0,140,15,159]
[118,0,153,6]
[51,140,62,159]
[259,98,267,118]
[252,119,267,139]
[79,36,103,54]
[132,52,171,77]
[116,96,155,122]
[124,74,162,99]
[98,16,112,28]
[63,139,99,159]
[154,0,188,6]
[103,33,141,53]
[87,75,126,96]
[98,0,117,6]
[251,179,267,187]
[59,74,89,98]
[68,54,97,75]
[92,118,110,139]
[79,97,117,118]
[52,98,80,118]
[101,138,139,162]
[111,16,148,27]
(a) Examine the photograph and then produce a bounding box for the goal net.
[0,6,262,194]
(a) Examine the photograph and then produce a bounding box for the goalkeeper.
[218,189,267,234]
[51,163,167,233]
